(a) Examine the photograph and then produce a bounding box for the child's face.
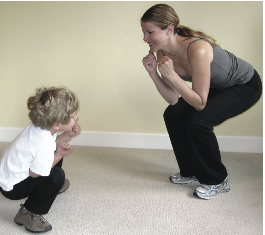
[58,112,77,132]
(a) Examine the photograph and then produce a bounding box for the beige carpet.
[0,142,263,235]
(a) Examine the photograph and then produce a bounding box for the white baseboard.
[0,127,262,153]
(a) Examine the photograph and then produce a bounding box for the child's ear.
[51,123,60,131]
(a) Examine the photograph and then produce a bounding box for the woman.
[141,4,262,200]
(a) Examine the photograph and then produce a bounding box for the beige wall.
[0,1,263,136]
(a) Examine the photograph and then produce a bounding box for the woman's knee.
[163,103,184,121]
[163,105,173,121]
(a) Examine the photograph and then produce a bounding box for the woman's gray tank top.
[181,38,254,88]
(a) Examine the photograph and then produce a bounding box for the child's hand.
[56,142,72,157]
[68,123,80,137]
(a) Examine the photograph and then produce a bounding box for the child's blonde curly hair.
[27,87,78,130]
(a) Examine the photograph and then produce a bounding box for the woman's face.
[141,21,167,52]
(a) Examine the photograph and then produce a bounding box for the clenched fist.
[142,51,158,74]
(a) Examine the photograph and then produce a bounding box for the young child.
[0,87,80,233]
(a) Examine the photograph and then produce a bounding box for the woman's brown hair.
[141,4,219,47]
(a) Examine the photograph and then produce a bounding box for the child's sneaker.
[14,204,52,233]
[194,176,230,200]
[169,172,198,184]
[58,179,70,194]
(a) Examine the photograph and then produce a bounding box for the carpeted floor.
[0,142,263,235]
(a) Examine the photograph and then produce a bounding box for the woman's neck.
[162,35,188,58]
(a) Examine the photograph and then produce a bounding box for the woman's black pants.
[163,70,262,185]
[0,159,64,215]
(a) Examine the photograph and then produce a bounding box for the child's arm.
[52,142,72,168]
[56,123,80,148]
[29,169,40,178]
[29,142,72,178]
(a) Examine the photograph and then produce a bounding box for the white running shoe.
[169,173,198,184]
[194,177,230,200]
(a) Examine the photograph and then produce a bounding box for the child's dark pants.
[0,160,65,215]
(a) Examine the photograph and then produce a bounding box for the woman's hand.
[157,56,176,81]
[142,51,157,74]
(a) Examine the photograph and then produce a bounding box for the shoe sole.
[14,220,52,233]
[58,184,69,194]
[58,179,70,194]
[169,176,197,184]
[193,187,231,200]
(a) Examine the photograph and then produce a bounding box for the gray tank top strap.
[187,38,209,63]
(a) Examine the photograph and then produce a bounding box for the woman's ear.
[166,24,174,35]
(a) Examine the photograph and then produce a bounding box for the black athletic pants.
[163,70,262,185]
[0,159,64,215]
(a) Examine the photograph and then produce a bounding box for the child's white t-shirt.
[0,123,57,191]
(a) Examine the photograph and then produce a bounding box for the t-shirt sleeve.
[30,148,54,176]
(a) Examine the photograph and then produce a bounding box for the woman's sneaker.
[194,177,230,200]
[14,204,52,233]
[169,173,198,184]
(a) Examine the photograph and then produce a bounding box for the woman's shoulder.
[185,38,214,62]
[186,38,213,52]
[186,38,212,50]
